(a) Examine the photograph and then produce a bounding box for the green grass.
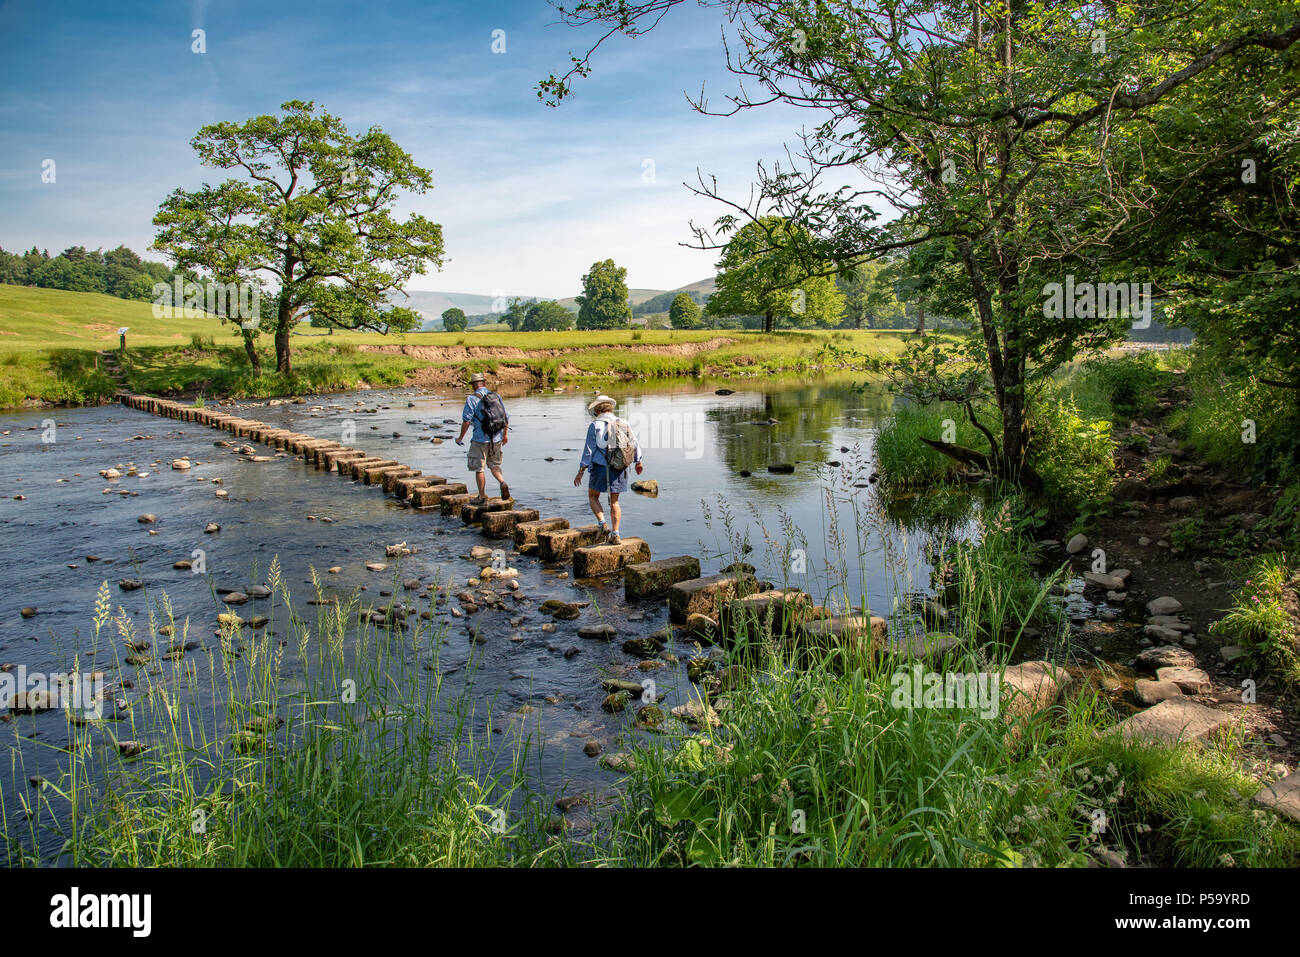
[874,400,993,485]
[0,284,924,407]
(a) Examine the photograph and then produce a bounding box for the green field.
[0,284,917,407]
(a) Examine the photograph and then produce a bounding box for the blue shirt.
[581,412,642,470]
[462,387,508,443]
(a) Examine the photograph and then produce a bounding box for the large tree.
[669,291,703,329]
[575,259,632,329]
[543,1,1300,486]
[706,217,844,332]
[441,307,468,332]
[153,100,444,374]
[523,300,576,331]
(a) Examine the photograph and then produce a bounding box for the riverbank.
[0,284,918,408]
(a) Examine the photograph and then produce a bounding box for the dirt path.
[1062,377,1297,771]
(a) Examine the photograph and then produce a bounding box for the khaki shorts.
[467,440,503,471]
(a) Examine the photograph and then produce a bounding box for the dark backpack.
[475,391,508,438]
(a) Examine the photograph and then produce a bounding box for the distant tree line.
[0,244,181,301]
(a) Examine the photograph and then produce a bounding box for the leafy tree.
[668,292,702,329]
[441,307,468,332]
[502,297,531,331]
[706,218,844,332]
[153,100,444,374]
[575,259,631,330]
[839,260,905,329]
[523,300,575,331]
[543,0,1300,487]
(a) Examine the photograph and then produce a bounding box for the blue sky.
[0,0,814,298]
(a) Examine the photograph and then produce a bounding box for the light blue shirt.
[462,387,507,443]
[581,412,642,469]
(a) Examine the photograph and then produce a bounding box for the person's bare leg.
[474,469,486,499]
[587,488,605,525]
[609,492,621,533]
[489,464,508,499]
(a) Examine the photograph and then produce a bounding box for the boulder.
[1155,666,1213,695]
[1066,533,1088,554]
[631,479,659,495]
[1146,596,1184,616]
[1136,644,1197,674]
[1134,679,1183,706]
[1001,661,1072,723]
[1105,697,1233,745]
[1253,772,1300,823]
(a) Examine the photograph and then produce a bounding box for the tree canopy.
[576,259,631,330]
[441,307,468,332]
[152,100,444,374]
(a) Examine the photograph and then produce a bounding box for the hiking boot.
[499,483,510,502]
[596,518,608,535]
[470,494,488,505]
[607,531,622,546]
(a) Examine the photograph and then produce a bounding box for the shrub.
[1029,396,1115,513]
[874,401,992,485]
[1211,554,1300,688]
[1079,352,1165,420]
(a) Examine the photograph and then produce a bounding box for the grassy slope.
[0,284,918,406]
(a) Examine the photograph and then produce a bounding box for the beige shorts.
[467,440,503,471]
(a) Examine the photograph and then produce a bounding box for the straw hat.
[587,394,616,412]
[469,372,486,384]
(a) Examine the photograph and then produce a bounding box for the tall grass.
[1,560,563,867]
[874,401,991,485]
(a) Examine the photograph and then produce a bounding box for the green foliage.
[153,100,445,372]
[668,292,702,329]
[874,401,989,484]
[1211,555,1300,688]
[440,307,468,332]
[1029,396,1115,514]
[522,300,575,331]
[0,244,174,301]
[706,217,844,332]
[1079,353,1167,421]
[575,259,631,330]
[838,259,906,329]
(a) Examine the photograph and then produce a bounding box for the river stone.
[1155,666,1213,695]
[767,463,795,474]
[137,513,156,524]
[797,615,889,662]
[1066,533,1089,554]
[631,479,659,495]
[20,607,36,618]
[1146,596,1184,616]
[119,578,142,591]
[1084,571,1124,590]
[1105,697,1232,745]
[1253,772,1300,823]
[223,592,250,605]
[578,624,618,640]
[601,678,642,695]
[1143,624,1184,644]
[1147,615,1190,631]
[1169,495,1198,512]
[1220,645,1245,663]
[7,691,56,712]
[1134,679,1183,706]
[583,740,601,757]
[205,523,220,533]
[671,697,720,728]
[1136,644,1197,673]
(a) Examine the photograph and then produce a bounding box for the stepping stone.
[380,468,422,492]
[360,462,404,484]
[1146,596,1184,616]
[668,572,759,624]
[1253,772,1300,822]
[625,555,701,600]
[538,525,605,563]
[439,492,478,516]
[411,483,467,508]
[879,631,961,662]
[462,498,514,525]
[395,474,446,500]
[796,614,888,661]
[481,508,541,539]
[573,538,651,577]
[514,517,569,551]
[718,589,813,643]
[1105,697,1233,745]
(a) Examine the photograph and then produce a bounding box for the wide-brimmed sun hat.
[587,394,616,412]
[469,372,486,384]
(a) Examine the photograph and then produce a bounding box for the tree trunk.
[764,310,774,333]
[275,295,293,374]
[915,301,926,337]
[242,333,261,374]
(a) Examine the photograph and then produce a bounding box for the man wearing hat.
[456,371,510,504]
[573,394,642,545]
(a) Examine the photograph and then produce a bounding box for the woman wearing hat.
[574,395,642,545]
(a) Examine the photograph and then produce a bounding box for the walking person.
[573,394,642,545]
[455,371,510,504]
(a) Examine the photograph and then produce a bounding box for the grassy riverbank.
[5,528,1296,867]
[0,284,919,408]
